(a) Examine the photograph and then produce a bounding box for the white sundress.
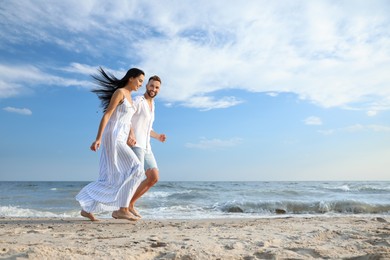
[76,98,144,213]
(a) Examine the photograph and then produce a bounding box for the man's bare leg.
[129,168,159,217]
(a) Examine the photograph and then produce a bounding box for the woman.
[76,67,145,221]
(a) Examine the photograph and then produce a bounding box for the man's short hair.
[148,75,161,84]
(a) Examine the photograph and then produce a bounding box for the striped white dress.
[76,98,144,213]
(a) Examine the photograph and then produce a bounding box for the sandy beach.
[0,216,389,259]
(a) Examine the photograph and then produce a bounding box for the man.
[127,75,166,218]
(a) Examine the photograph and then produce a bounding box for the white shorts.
[131,147,158,171]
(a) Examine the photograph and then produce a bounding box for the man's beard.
[147,90,157,98]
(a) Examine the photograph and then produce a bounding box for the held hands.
[127,133,137,147]
[127,128,137,147]
[90,140,101,151]
[127,137,136,147]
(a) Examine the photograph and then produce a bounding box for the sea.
[0,181,389,219]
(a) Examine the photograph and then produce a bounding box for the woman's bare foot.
[128,207,142,218]
[81,210,98,221]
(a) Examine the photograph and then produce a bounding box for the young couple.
[76,67,166,221]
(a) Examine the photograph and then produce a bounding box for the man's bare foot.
[115,210,139,221]
[81,210,98,221]
[129,207,142,218]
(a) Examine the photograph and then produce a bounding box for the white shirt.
[131,95,155,151]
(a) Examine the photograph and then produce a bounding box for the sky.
[0,0,389,182]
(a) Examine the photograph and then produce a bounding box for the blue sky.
[1,0,389,181]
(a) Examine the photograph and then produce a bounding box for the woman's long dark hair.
[91,67,145,112]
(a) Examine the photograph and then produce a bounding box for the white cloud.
[0,80,25,98]
[366,111,377,117]
[344,124,390,133]
[304,116,323,126]
[0,64,49,82]
[186,137,243,150]
[0,64,94,98]
[318,124,390,135]
[1,1,390,111]
[61,63,99,75]
[61,63,132,84]
[266,92,279,97]
[3,106,32,115]
[136,1,390,111]
[0,64,49,98]
[184,96,244,111]
[368,125,390,132]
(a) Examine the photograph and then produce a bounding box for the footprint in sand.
[253,251,276,259]
[287,247,324,258]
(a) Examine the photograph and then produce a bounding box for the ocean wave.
[0,206,79,218]
[216,200,390,215]
[322,183,390,193]
[144,190,193,199]
[1,181,389,219]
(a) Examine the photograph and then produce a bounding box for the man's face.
[146,80,161,98]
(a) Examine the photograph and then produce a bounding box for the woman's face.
[129,74,145,91]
